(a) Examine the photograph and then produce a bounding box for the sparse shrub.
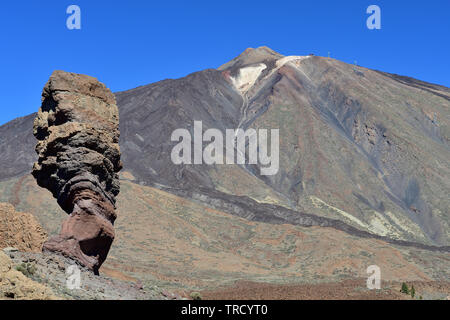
[15,264,28,275]
[410,285,415,298]
[15,262,36,278]
[190,292,202,300]
[400,282,409,295]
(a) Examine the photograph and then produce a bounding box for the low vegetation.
[15,262,37,278]
[400,282,416,298]
[190,292,202,300]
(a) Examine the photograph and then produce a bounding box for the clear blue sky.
[1,0,449,125]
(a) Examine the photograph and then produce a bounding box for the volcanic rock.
[32,70,122,273]
[0,202,47,252]
[0,251,58,300]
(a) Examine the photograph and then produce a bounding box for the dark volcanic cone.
[32,70,122,274]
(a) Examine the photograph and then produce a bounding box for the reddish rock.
[32,70,122,274]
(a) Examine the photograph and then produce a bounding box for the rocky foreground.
[3,247,449,300]
[0,201,177,300]
[0,250,57,300]
[1,249,174,300]
[200,279,450,300]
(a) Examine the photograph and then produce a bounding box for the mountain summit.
[218,46,284,71]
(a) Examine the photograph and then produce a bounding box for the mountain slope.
[0,47,449,246]
[1,174,449,291]
[115,47,450,245]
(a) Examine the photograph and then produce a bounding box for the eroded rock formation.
[32,70,122,273]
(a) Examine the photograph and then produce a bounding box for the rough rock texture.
[199,279,450,300]
[32,70,122,273]
[0,251,58,300]
[5,251,173,300]
[0,202,47,252]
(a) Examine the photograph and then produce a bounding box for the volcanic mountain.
[0,47,449,295]
[2,47,449,244]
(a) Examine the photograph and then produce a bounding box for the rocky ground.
[0,250,57,300]
[3,246,448,300]
[199,279,450,300]
[2,248,181,300]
